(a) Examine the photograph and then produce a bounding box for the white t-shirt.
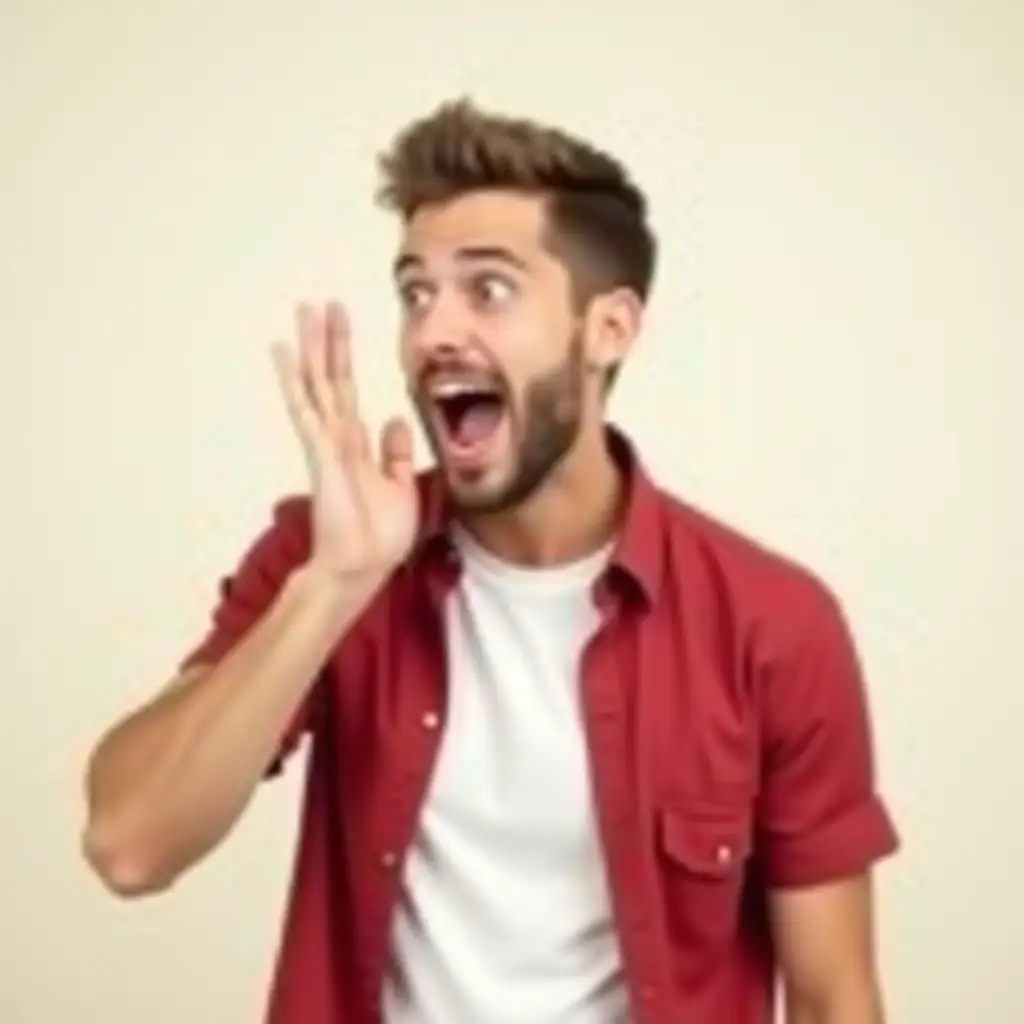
[381,526,628,1024]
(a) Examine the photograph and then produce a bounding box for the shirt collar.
[411,423,666,607]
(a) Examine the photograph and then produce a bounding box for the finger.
[323,301,348,388]
[380,416,415,488]
[324,301,370,457]
[296,303,338,426]
[272,341,325,463]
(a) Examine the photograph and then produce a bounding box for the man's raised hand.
[272,301,419,586]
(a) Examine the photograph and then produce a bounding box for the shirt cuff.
[764,794,900,887]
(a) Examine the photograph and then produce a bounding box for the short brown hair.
[376,98,657,310]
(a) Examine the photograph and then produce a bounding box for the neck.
[458,422,624,567]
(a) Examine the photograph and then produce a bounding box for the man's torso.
[181,433,898,1024]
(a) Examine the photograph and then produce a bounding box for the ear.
[583,287,644,378]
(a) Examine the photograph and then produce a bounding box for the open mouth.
[431,385,506,458]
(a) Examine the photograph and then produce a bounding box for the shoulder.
[655,489,849,656]
[245,493,314,566]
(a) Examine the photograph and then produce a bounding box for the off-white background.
[2,1,1020,1021]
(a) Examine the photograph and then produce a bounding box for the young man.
[81,99,899,1023]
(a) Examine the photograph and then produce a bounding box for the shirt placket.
[582,601,667,1024]
[359,589,450,1022]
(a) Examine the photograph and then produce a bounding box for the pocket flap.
[659,803,753,878]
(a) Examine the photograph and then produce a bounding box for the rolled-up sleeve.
[756,581,899,888]
[179,496,317,776]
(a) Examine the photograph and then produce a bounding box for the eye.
[472,272,516,307]
[398,280,434,313]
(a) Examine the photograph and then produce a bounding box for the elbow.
[80,819,175,899]
[785,979,885,1024]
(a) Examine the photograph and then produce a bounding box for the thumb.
[380,416,415,488]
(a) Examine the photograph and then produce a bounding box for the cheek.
[491,308,564,370]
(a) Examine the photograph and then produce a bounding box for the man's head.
[376,98,656,514]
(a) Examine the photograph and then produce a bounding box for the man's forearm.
[82,563,377,894]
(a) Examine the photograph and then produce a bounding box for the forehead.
[398,190,550,267]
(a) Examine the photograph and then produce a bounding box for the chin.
[441,461,516,513]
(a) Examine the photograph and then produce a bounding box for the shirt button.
[421,710,440,730]
[716,844,733,865]
[380,850,398,869]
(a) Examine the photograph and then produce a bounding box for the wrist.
[290,559,388,612]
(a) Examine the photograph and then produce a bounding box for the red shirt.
[182,427,898,1024]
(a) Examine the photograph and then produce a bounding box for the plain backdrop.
[2,1,1021,1021]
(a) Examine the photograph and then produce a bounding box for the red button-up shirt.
[182,428,898,1024]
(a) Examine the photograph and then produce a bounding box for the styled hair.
[376,98,657,312]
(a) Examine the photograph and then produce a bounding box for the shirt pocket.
[656,799,754,951]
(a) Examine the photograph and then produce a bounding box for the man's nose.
[409,292,476,358]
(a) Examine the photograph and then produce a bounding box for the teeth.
[430,381,495,399]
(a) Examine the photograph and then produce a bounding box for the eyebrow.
[392,245,531,279]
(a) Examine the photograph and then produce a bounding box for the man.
[81,98,899,1023]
